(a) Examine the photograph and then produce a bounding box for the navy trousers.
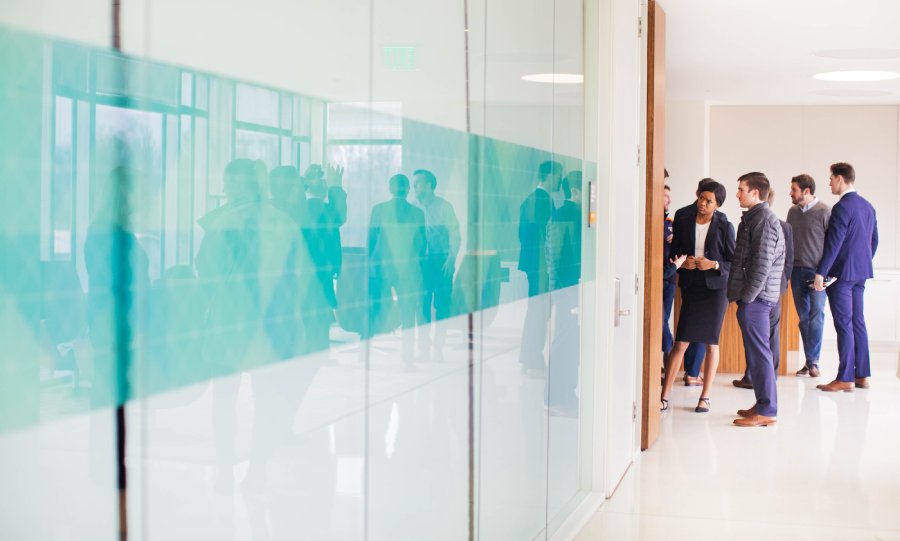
[737,299,777,417]
[743,297,782,383]
[826,280,871,382]
[662,280,676,353]
[683,342,705,377]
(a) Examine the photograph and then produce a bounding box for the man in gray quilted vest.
[727,172,786,427]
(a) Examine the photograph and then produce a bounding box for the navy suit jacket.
[816,192,878,281]
[517,187,552,276]
[671,207,735,291]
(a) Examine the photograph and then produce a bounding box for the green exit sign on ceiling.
[383,46,417,71]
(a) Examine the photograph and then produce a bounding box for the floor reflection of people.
[547,171,582,416]
[368,174,426,369]
[518,160,563,377]
[413,169,460,362]
[197,159,310,490]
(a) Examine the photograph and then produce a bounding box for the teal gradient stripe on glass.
[0,26,597,433]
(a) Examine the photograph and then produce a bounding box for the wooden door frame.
[641,0,665,451]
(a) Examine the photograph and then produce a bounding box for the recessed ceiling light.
[813,48,900,60]
[522,73,584,84]
[813,70,900,82]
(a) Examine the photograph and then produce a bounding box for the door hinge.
[636,144,641,167]
[637,16,643,38]
[635,274,640,294]
[632,401,638,421]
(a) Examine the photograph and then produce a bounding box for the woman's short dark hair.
[699,181,727,207]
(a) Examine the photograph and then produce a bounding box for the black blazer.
[517,188,552,275]
[671,208,735,291]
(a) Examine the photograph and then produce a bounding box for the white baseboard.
[549,493,606,541]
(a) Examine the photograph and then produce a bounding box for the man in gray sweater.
[786,174,831,377]
[728,172,785,427]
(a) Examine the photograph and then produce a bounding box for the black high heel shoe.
[695,397,710,413]
[661,398,669,412]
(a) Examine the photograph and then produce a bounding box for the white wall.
[709,105,899,270]
[664,100,708,212]
[667,103,900,346]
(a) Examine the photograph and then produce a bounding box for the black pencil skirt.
[674,284,729,345]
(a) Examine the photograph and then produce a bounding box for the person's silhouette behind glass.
[413,169,460,362]
[368,174,426,368]
[518,160,563,376]
[302,164,348,351]
[547,170,583,416]
[196,159,308,490]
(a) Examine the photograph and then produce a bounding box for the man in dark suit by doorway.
[518,160,563,376]
[814,162,879,392]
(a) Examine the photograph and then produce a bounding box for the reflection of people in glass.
[547,171,582,415]
[197,159,307,489]
[270,164,347,353]
[302,164,348,351]
[368,174,426,369]
[413,169,460,361]
[518,160,563,376]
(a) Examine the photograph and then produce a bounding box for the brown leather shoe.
[855,377,870,389]
[733,414,777,427]
[808,365,821,377]
[683,376,703,387]
[732,378,753,389]
[736,407,756,418]
[816,380,854,392]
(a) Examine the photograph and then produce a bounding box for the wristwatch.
[713,261,720,271]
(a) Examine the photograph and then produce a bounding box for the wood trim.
[672,283,801,375]
[641,0,665,451]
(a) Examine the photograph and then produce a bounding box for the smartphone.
[807,277,835,289]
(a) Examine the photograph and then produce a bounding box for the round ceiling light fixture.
[812,70,900,82]
[522,73,584,84]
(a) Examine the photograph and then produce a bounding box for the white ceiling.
[661,0,900,104]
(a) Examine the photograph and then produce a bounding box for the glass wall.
[0,0,607,538]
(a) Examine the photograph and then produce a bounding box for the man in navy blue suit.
[814,162,879,392]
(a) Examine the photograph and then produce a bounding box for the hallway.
[575,349,900,541]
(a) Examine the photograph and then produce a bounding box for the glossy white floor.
[0,293,589,541]
[574,347,900,541]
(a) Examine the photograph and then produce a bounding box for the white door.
[604,0,643,495]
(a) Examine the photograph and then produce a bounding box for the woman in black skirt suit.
[661,181,735,413]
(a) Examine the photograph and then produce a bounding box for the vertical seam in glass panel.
[364,1,375,539]
[545,1,558,538]
[69,101,77,261]
[108,5,132,538]
[160,115,169,281]
[49,95,58,259]
[476,0,488,537]
[142,4,153,539]
[461,0,476,538]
